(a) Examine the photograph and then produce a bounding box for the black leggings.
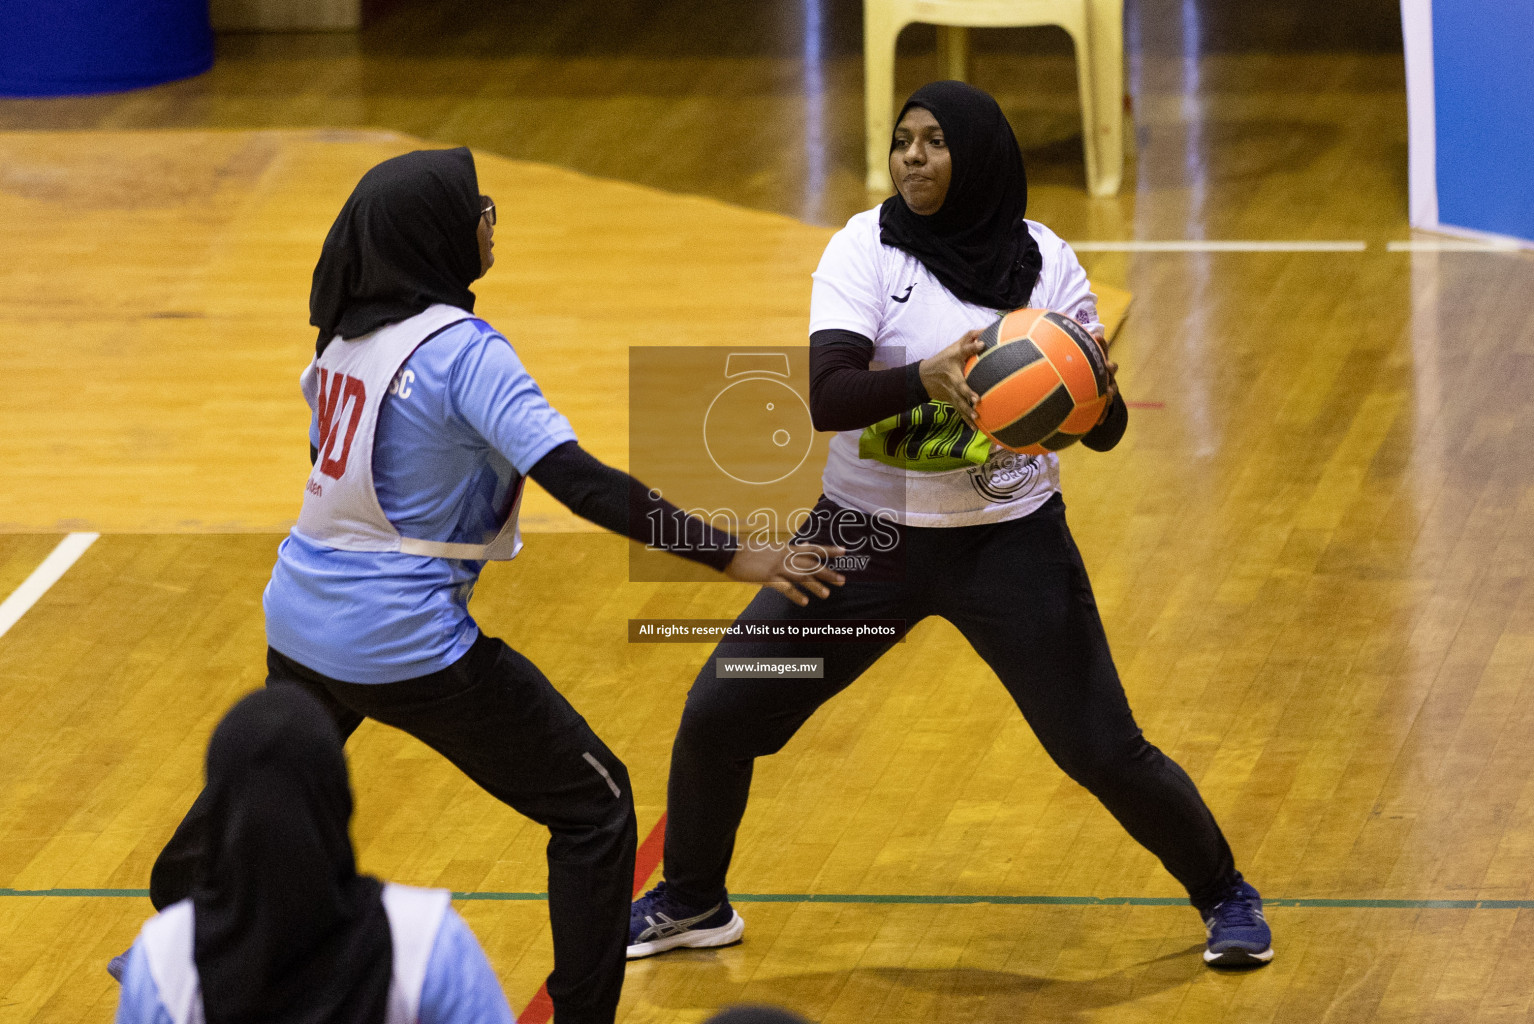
[662,494,1240,914]
[150,633,637,1024]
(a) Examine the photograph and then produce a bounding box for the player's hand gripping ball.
[963,308,1111,454]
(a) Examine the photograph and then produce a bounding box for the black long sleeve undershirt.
[808,327,1128,452]
[527,441,738,571]
[1080,389,1128,451]
[808,329,928,432]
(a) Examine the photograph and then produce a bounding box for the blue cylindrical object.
[0,0,213,97]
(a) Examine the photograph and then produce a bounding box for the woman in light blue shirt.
[115,687,515,1024]
[135,148,843,1024]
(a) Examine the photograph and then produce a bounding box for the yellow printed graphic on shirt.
[858,401,991,471]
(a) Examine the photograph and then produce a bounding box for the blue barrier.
[1433,0,1534,242]
[1403,0,1534,245]
[0,0,213,97]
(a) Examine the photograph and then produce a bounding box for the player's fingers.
[813,565,846,586]
[790,542,844,560]
[950,332,981,363]
[769,580,810,607]
[794,564,842,587]
[797,564,835,596]
[785,548,846,579]
[790,556,843,595]
[777,570,827,597]
[953,385,977,417]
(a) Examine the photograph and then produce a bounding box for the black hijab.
[192,687,392,1024]
[878,81,1042,311]
[310,146,483,357]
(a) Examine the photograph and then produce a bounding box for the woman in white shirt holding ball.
[629,80,1273,970]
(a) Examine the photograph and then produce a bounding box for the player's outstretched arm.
[528,442,844,601]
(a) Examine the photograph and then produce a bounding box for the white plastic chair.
[864,0,1124,197]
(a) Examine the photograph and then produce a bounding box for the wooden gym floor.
[4,0,1534,1022]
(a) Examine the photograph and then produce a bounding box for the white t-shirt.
[809,208,1104,527]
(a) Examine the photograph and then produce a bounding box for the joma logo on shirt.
[316,369,366,480]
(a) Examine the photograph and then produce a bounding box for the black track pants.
[662,494,1240,915]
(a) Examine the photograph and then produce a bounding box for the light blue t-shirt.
[263,319,575,682]
[113,905,516,1024]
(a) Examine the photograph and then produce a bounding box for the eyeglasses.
[479,195,496,226]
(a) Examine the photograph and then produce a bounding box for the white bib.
[138,883,452,1024]
[294,305,524,561]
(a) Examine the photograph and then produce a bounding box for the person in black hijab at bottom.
[122,147,845,1024]
[631,81,1272,969]
[113,687,515,1024]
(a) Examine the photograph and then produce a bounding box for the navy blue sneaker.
[628,881,744,959]
[1202,880,1274,967]
[106,951,129,983]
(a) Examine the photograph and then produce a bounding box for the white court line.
[1386,240,1526,252]
[1068,240,1368,253]
[0,533,99,641]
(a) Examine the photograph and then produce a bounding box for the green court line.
[4,887,1532,910]
[453,892,547,901]
[0,888,152,897]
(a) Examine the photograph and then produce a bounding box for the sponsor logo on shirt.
[969,448,1044,502]
[1075,303,1098,327]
